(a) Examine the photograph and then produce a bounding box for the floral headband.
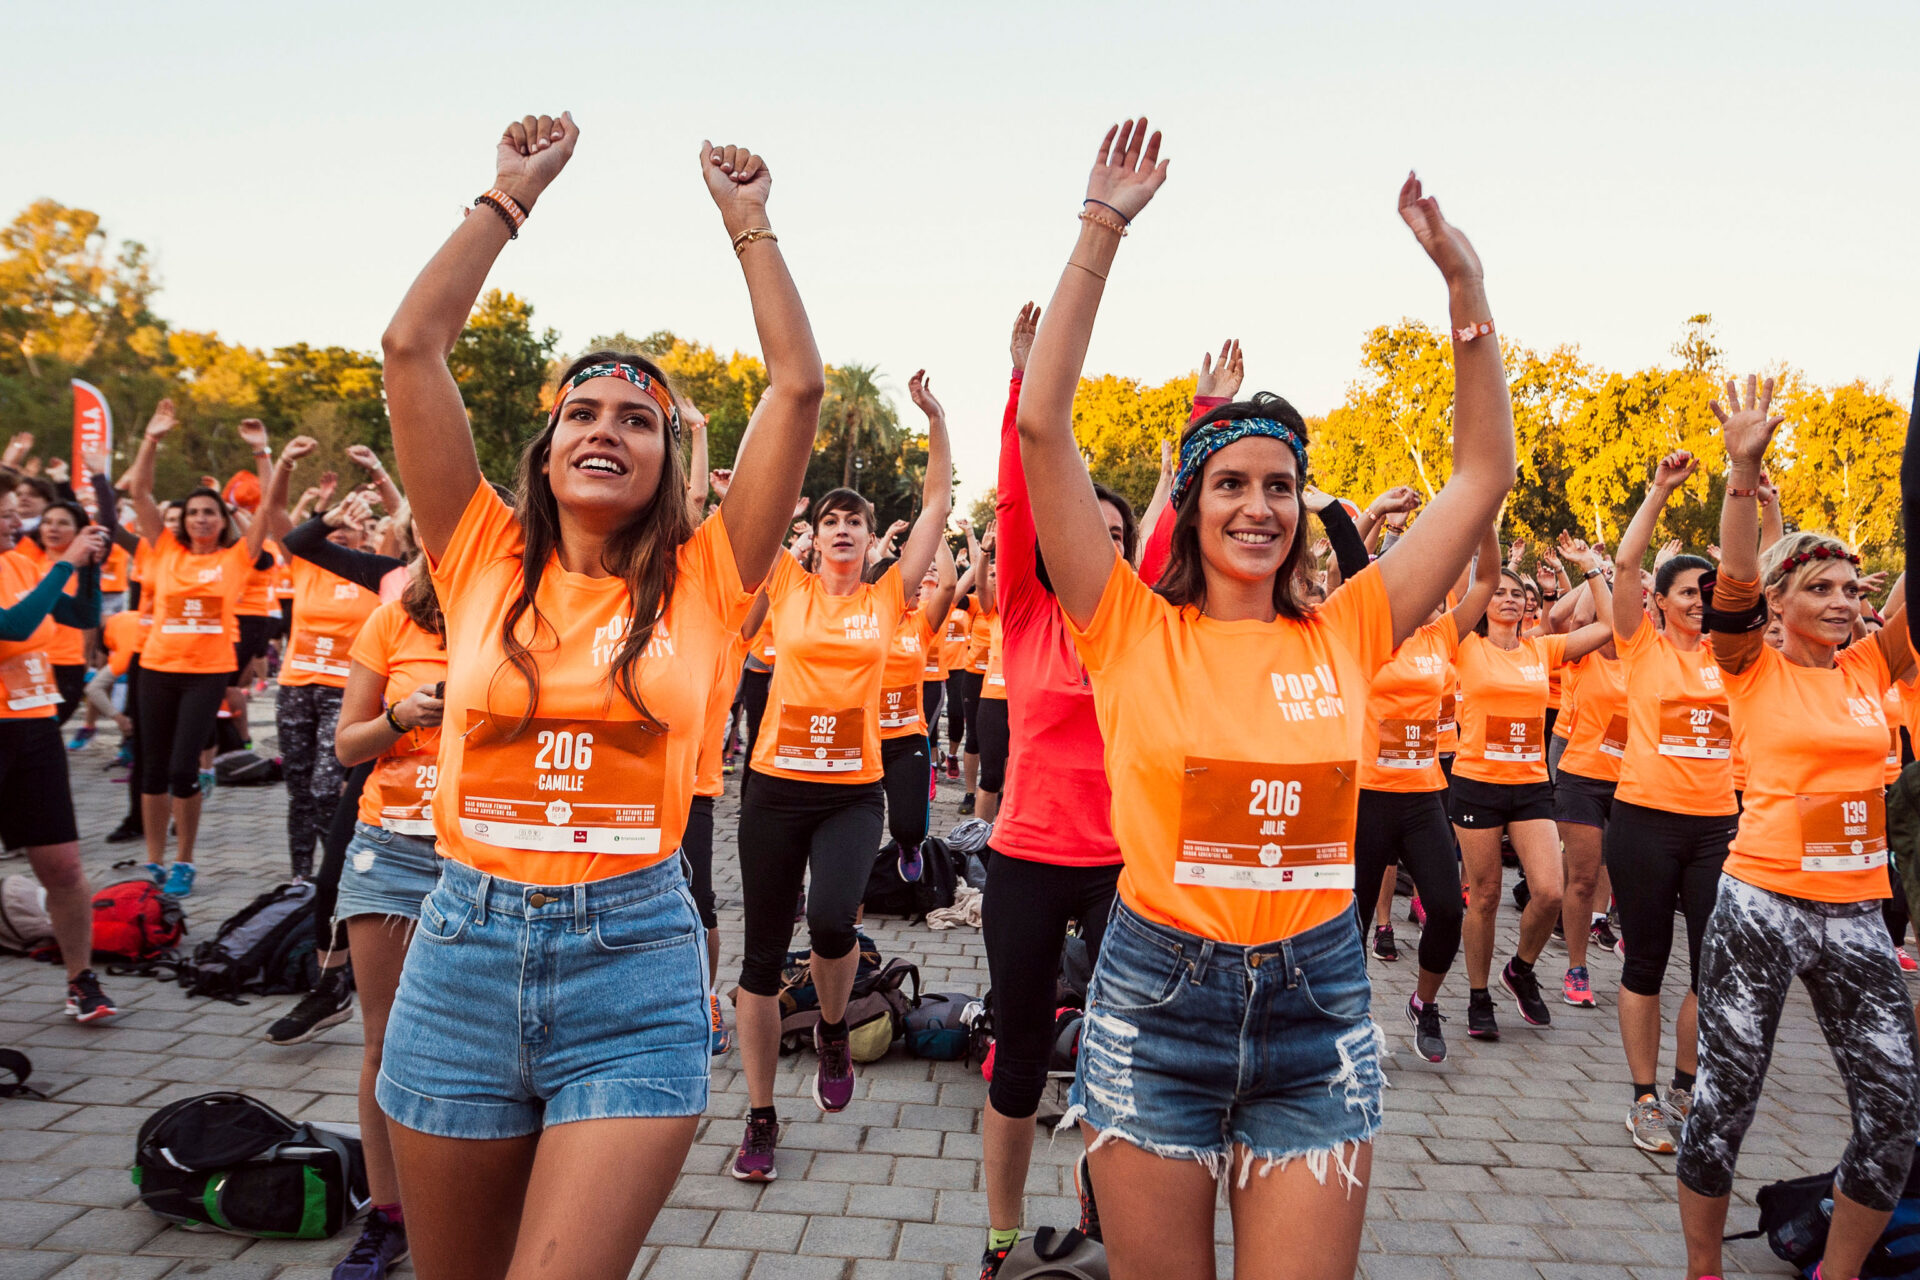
[1768,543,1861,581]
[1170,417,1308,510]
[549,362,681,440]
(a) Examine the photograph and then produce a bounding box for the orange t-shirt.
[129,539,157,653]
[940,603,973,672]
[270,543,296,601]
[12,542,86,667]
[1359,619,1457,794]
[1452,632,1571,785]
[99,543,130,595]
[1557,653,1629,785]
[750,554,904,785]
[1069,559,1395,947]
[1614,617,1736,816]
[430,486,751,884]
[103,610,149,678]
[749,614,776,665]
[235,555,276,618]
[140,538,258,675]
[880,607,935,739]
[278,560,380,690]
[694,634,749,799]
[0,551,64,720]
[348,601,448,835]
[966,608,994,674]
[1437,671,1460,756]
[981,613,1008,701]
[1720,633,1900,903]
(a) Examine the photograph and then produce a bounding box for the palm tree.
[823,364,898,490]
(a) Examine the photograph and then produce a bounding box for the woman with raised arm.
[1603,449,1735,1155]
[125,403,275,897]
[1017,120,1514,1280]
[730,366,949,1183]
[873,523,957,883]
[1676,375,1920,1280]
[375,113,823,1280]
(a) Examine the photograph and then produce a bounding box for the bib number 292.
[809,715,836,737]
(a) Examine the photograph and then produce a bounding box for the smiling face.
[38,506,79,552]
[542,374,670,521]
[1487,572,1527,628]
[181,494,227,548]
[1655,568,1706,637]
[1770,561,1862,651]
[1194,436,1301,589]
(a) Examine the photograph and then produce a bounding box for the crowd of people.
[2,110,1916,1280]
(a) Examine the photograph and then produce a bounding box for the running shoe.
[1591,918,1624,957]
[1466,988,1500,1041]
[111,743,133,768]
[1552,917,1566,942]
[198,768,216,799]
[731,1114,780,1182]
[64,969,118,1023]
[1406,996,1448,1063]
[979,1242,1014,1279]
[1501,957,1552,1026]
[1626,1096,1676,1153]
[709,994,733,1057]
[958,792,976,816]
[142,861,167,884]
[1074,1149,1102,1243]
[68,726,95,751]
[162,861,197,898]
[1561,967,1595,1007]
[898,841,924,884]
[265,965,354,1045]
[333,1206,407,1279]
[1899,947,1918,973]
[945,754,960,782]
[1372,926,1399,962]
[1664,1084,1693,1128]
[104,818,143,845]
[813,1024,855,1113]
[1407,894,1427,927]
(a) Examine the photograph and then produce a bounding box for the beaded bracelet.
[1078,209,1128,237]
[474,188,528,239]
[1454,320,1495,343]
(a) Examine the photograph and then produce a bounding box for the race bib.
[0,652,62,712]
[1484,716,1544,764]
[879,685,920,731]
[986,671,1005,689]
[161,594,224,636]
[773,705,866,773]
[1797,790,1887,873]
[457,714,665,855]
[923,657,942,679]
[1436,690,1457,736]
[1600,714,1630,760]
[1658,699,1731,759]
[1174,757,1355,891]
[287,628,353,680]
[374,754,437,837]
[1374,718,1436,770]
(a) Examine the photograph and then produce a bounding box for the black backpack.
[132,1092,366,1238]
[1732,1158,1920,1277]
[175,882,319,1003]
[213,750,283,787]
[863,837,958,920]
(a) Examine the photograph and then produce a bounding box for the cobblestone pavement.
[0,707,1879,1278]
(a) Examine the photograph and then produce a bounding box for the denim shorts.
[376,855,710,1139]
[1064,899,1385,1188]
[334,822,441,924]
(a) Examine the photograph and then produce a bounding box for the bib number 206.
[533,730,594,771]
[1247,779,1303,817]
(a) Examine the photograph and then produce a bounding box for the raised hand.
[1085,117,1169,224]
[707,468,733,501]
[2,432,31,466]
[1859,570,1890,598]
[1652,450,1699,491]
[345,444,385,474]
[1196,339,1244,400]
[1369,485,1422,525]
[1757,471,1777,507]
[1654,538,1683,568]
[1301,486,1338,515]
[236,418,270,454]
[1158,438,1175,483]
[699,140,772,233]
[281,436,320,465]
[63,526,109,567]
[883,519,909,549]
[908,370,944,421]
[1556,532,1601,573]
[1010,303,1040,373]
[81,446,110,478]
[1711,376,1785,469]
[678,397,708,436]
[1708,544,1723,562]
[326,491,376,531]
[495,112,577,207]
[46,458,69,484]
[1507,539,1528,568]
[316,470,339,507]
[1397,173,1484,285]
[144,400,177,440]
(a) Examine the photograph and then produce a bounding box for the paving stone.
[706,1209,807,1252]
[0,1251,72,1280]
[42,1260,176,1280]
[799,1216,899,1258]
[0,1203,85,1248]
[643,1246,751,1279]
[38,1210,166,1256]
[745,1257,850,1280]
[36,1174,135,1212]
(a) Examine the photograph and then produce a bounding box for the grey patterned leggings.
[1678,876,1920,1209]
[275,682,345,876]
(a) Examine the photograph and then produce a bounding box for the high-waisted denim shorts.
[333,822,441,924]
[376,855,709,1139]
[1065,899,1385,1187]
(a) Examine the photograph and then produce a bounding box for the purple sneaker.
[333,1206,407,1279]
[731,1114,780,1182]
[813,1024,855,1113]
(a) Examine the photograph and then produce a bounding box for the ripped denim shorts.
[1064,899,1384,1188]
[333,822,441,925]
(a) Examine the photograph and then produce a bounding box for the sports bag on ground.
[174,882,317,1003]
[132,1091,366,1238]
[778,957,920,1062]
[212,749,283,787]
[1730,1155,1920,1278]
[997,1226,1108,1279]
[91,880,187,964]
[0,875,54,955]
[863,837,958,920]
[906,991,986,1062]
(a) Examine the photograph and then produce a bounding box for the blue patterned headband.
[549,362,681,440]
[1170,417,1308,509]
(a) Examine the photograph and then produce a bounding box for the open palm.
[1398,173,1483,284]
[1085,118,1169,223]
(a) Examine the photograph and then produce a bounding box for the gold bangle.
[1078,210,1128,238]
[1066,260,1108,282]
[732,227,778,256]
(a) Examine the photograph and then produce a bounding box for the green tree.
[1068,371,1197,514]
[451,290,557,482]
[1775,379,1907,565]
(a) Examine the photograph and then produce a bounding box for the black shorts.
[1554,769,1617,829]
[0,718,78,847]
[233,614,274,677]
[1447,774,1554,829]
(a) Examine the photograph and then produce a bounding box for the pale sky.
[8,0,1915,506]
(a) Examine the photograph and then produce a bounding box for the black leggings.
[921,680,945,759]
[976,696,1009,794]
[683,794,719,929]
[1603,799,1735,997]
[881,734,930,852]
[312,761,370,954]
[739,667,771,762]
[962,670,985,754]
[982,849,1120,1117]
[123,657,144,826]
[137,669,229,798]
[735,772,884,997]
[1353,788,1464,975]
[54,664,86,728]
[946,668,969,750]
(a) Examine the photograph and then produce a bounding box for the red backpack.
[90,880,187,963]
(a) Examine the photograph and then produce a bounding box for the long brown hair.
[493,350,695,737]
[400,555,445,646]
[1154,393,1313,621]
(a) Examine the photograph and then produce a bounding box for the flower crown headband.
[548,362,681,441]
[1768,543,1861,580]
